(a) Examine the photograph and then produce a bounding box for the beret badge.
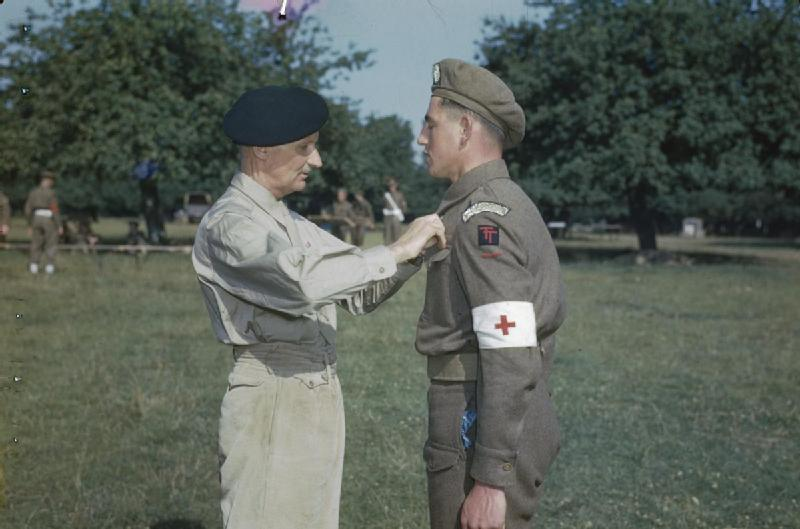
[432,63,441,86]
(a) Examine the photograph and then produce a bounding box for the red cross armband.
[471,301,537,349]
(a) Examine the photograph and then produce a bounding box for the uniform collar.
[229,172,300,242]
[230,172,283,215]
[437,159,509,215]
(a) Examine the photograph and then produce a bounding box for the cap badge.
[432,63,441,85]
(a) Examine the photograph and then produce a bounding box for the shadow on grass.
[557,246,758,265]
[151,520,205,529]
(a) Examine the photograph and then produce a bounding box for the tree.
[0,0,372,215]
[481,0,800,249]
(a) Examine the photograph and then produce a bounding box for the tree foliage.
[0,0,415,217]
[482,0,800,248]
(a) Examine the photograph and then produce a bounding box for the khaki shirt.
[192,173,417,350]
[352,198,374,225]
[23,186,60,226]
[416,159,566,487]
[0,192,10,226]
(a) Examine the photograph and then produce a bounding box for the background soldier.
[415,59,567,529]
[0,190,10,243]
[329,187,357,242]
[382,176,407,244]
[24,171,63,274]
[351,190,375,246]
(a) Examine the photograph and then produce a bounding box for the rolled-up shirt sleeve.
[201,213,397,316]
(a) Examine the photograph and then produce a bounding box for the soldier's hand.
[460,481,506,529]
[388,214,445,262]
[0,224,9,235]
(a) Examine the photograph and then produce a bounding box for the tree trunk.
[628,187,658,251]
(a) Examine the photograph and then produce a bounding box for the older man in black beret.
[415,59,567,529]
[192,86,445,529]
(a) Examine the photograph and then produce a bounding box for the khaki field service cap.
[431,58,525,149]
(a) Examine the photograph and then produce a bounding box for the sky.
[0,0,546,154]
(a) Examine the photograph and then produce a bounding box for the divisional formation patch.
[478,225,500,246]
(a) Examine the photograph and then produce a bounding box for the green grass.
[1,235,799,529]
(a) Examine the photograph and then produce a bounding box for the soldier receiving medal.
[415,58,567,529]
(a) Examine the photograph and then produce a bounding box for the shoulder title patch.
[462,201,510,223]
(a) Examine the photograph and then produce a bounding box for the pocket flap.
[423,441,460,472]
[428,247,451,263]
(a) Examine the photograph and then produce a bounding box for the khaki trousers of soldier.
[29,215,58,265]
[351,223,366,247]
[219,353,345,529]
[382,216,402,244]
[424,380,560,529]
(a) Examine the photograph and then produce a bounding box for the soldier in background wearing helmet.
[24,171,63,274]
[415,59,567,529]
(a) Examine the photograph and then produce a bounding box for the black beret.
[223,86,329,147]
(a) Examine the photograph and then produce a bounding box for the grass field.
[1,230,799,529]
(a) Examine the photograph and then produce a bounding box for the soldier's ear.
[459,115,473,147]
[253,146,270,160]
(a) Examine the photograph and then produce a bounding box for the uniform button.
[502,463,513,471]
[379,267,385,273]
[306,242,311,247]
[308,381,315,388]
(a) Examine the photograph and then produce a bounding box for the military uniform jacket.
[23,186,60,226]
[192,173,418,350]
[331,200,356,226]
[352,199,374,224]
[416,159,566,487]
[383,190,407,216]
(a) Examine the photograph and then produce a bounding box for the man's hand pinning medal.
[388,214,446,263]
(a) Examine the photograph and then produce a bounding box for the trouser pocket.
[423,440,460,473]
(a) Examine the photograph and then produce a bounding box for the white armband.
[471,301,537,349]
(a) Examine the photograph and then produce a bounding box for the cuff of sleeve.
[361,245,397,280]
[469,442,517,488]
[395,260,422,282]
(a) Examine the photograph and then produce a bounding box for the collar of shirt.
[230,172,300,244]
[437,159,509,216]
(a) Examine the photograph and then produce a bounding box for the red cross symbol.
[494,314,516,335]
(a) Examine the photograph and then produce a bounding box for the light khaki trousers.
[383,216,403,244]
[219,355,345,529]
[30,215,58,265]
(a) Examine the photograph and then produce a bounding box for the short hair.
[40,170,56,182]
[439,98,505,148]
